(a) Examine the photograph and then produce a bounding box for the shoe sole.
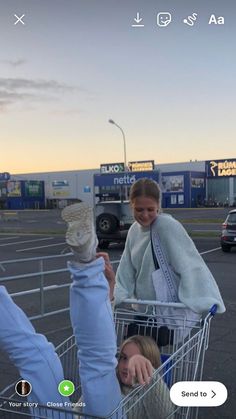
[61,202,93,223]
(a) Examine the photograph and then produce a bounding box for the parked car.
[95,200,133,249]
[221,209,236,252]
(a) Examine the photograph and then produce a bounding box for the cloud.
[1,59,27,67]
[0,77,75,92]
[50,109,84,117]
[0,77,77,112]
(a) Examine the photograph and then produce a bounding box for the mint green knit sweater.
[114,213,225,314]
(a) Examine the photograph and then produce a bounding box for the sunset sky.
[0,0,235,174]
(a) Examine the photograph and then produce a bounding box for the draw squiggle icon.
[183,13,198,26]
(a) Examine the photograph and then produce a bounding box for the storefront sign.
[7,181,21,197]
[161,175,184,192]
[52,180,70,197]
[206,159,236,177]
[94,171,159,187]
[128,160,154,172]
[83,186,91,193]
[191,178,205,188]
[25,181,43,197]
[113,174,137,185]
[100,163,125,173]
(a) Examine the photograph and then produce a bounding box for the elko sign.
[100,163,125,173]
[0,172,10,181]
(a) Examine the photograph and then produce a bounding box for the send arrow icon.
[211,390,216,398]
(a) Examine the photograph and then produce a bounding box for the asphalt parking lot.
[0,208,235,418]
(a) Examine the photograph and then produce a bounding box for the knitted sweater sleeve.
[114,226,136,306]
[157,216,226,314]
[124,374,174,419]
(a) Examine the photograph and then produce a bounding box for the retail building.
[2,158,235,209]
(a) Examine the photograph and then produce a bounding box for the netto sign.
[206,159,236,177]
[100,163,125,173]
[113,174,137,185]
[94,171,159,187]
[128,160,154,172]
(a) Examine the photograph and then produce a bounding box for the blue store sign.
[94,171,159,187]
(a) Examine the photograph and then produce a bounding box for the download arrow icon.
[134,12,143,24]
[132,12,144,27]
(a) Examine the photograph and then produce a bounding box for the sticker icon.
[157,12,172,27]
[58,380,75,397]
[15,380,32,397]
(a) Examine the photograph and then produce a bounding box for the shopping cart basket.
[0,301,216,419]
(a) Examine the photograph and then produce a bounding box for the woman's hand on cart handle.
[96,252,116,301]
[127,354,154,386]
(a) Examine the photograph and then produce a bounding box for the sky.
[0,0,235,174]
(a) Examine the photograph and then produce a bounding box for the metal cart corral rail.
[0,301,216,418]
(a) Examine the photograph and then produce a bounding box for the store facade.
[0,180,45,209]
[161,171,205,208]
[205,158,236,206]
[7,158,236,210]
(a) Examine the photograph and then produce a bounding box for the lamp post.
[108,119,127,171]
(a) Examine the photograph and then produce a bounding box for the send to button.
[170,381,227,407]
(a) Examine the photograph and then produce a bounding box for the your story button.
[170,381,227,407]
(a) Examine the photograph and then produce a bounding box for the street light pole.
[108,119,127,171]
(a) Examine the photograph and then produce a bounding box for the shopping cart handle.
[209,304,217,316]
[122,299,186,308]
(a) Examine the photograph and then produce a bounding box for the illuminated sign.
[206,159,236,177]
[113,174,137,185]
[100,163,125,173]
[128,160,154,172]
[94,171,159,187]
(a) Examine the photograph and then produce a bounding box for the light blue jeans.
[69,257,122,417]
[0,286,69,415]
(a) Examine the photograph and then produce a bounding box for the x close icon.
[14,14,25,25]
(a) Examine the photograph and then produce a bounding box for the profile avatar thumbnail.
[15,380,32,397]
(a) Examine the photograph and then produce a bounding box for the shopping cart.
[0,301,216,419]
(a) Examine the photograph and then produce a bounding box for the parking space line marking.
[191,228,220,234]
[193,229,219,232]
[0,236,20,241]
[200,247,221,255]
[16,242,66,252]
[0,237,54,247]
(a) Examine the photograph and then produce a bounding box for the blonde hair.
[129,178,161,206]
[119,335,161,369]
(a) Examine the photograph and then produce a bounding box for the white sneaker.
[61,202,98,263]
